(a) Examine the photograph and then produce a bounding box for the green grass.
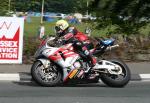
[138,23,150,36]
[24,17,106,38]
[24,17,150,38]
[24,17,56,37]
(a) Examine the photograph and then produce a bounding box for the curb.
[0,73,31,82]
[131,74,150,81]
[0,73,150,82]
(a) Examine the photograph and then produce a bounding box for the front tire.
[100,59,130,87]
[31,60,62,87]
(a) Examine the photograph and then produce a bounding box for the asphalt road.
[0,81,150,103]
[0,62,150,74]
[0,62,150,81]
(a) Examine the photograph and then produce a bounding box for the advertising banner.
[0,17,24,63]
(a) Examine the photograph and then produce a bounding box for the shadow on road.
[12,81,108,88]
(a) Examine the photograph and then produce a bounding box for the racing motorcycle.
[31,37,130,87]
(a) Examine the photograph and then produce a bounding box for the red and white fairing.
[41,43,80,80]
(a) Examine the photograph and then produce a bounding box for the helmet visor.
[55,26,63,37]
[55,26,61,32]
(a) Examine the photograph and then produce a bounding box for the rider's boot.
[87,55,97,68]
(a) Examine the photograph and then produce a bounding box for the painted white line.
[0,74,20,81]
[139,74,150,79]
[140,79,150,82]
[0,73,149,82]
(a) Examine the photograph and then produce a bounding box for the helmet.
[55,20,69,36]
[55,20,69,31]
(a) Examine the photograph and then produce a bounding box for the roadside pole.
[39,0,45,39]
[41,0,44,24]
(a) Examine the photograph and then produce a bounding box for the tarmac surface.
[0,62,149,81]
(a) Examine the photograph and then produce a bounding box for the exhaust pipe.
[105,44,119,51]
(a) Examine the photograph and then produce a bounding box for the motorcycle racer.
[54,19,96,68]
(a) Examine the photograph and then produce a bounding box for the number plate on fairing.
[42,48,58,57]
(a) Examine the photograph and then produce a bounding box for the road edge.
[0,73,150,82]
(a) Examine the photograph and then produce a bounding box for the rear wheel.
[100,59,130,87]
[31,60,62,87]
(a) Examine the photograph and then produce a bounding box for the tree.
[11,0,92,14]
[0,0,9,15]
[90,0,150,35]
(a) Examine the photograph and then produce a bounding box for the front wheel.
[31,60,62,87]
[100,59,131,87]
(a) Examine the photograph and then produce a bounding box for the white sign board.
[0,17,24,64]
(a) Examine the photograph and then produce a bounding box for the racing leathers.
[56,27,96,67]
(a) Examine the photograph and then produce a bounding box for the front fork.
[36,59,72,81]
[37,59,50,68]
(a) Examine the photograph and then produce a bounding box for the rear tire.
[100,59,130,87]
[31,60,62,87]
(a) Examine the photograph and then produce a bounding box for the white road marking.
[0,74,20,81]
[139,74,150,79]
[0,73,150,82]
